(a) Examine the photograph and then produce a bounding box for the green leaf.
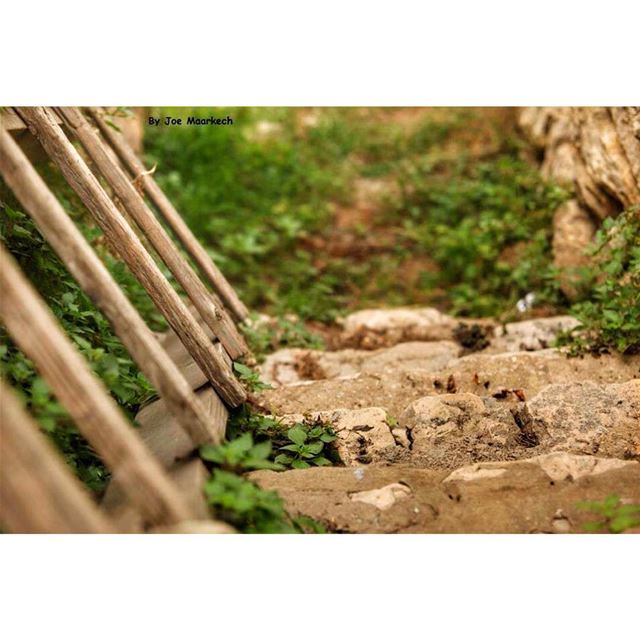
[247,459,285,471]
[305,441,324,455]
[280,443,302,453]
[250,440,272,460]
[291,459,311,469]
[199,444,225,463]
[287,425,307,445]
[233,362,254,377]
[227,432,254,457]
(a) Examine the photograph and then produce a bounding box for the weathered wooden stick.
[0,379,113,533]
[56,107,247,360]
[0,128,219,447]
[0,245,194,525]
[87,107,249,322]
[15,107,245,407]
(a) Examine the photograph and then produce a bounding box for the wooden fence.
[0,107,250,533]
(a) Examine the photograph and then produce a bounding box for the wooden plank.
[87,106,249,322]
[56,107,248,360]
[0,245,194,526]
[162,324,213,390]
[136,386,227,468]
[102,458,225,533]
[15,107,246,408]
[1,107,62,130]
[162,458,210,520]
[101,384,226,530]
[0,379,113,533]
[0,127,219,447]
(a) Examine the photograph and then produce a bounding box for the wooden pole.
[0,244,194,526]
[0,127,219,447]
[0,379,113,533]
[15,107,245,408]
[56,107,247,360]
[87,107,250,322]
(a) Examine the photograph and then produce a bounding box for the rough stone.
[336,307,456,349]
[250,458,640,533]
[260,340,460,387]
[258,349,640,418]
[350,483,412,511]
[395,380,639,469]
[487,316,580,353]
[399,393,538,469]
[519,107,640,221]
[444,452,635,483]
[551,200,598,298]
[529,380,640,460]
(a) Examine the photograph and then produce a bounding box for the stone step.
[260,340,461,387]
[260,315,582,388]
[272,379,639,472]
[329,307,578,352]
[258,349,640,417]
[249,453,640,533]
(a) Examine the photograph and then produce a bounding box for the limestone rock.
[444,452,635,483]
[611,107,640,186]
[397,380,639,469]
[260,340,460,387]
[488,316,580,353]
[350,483,412,511]
[258,349,640,417]
[519,107,640,221]
[250,459,640,533]
[551,200,597,298]
[337,307,455,349]
[576,108,640,215]
[399,393,538,469]
[529,380,640,459]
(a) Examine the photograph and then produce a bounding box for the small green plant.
[274,422,337,469]
[201,407,333,532]
[204,470,300,533]
[227,406,340,470]
[577,495,640,533]
[232,361,272,391]
[560,208,640,355]
[200,432,283,472]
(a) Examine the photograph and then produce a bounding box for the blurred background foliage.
[146,107,570,321]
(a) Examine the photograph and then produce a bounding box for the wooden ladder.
[0,107,251,533]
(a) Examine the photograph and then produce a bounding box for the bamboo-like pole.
[0,379,113,533]
[87,107,249,322]
[15,107,245,407]
[56,107,247,360]
[0,127,219,447]
[0,244,194,526]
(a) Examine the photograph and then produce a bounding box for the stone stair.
[250,308,640,533]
